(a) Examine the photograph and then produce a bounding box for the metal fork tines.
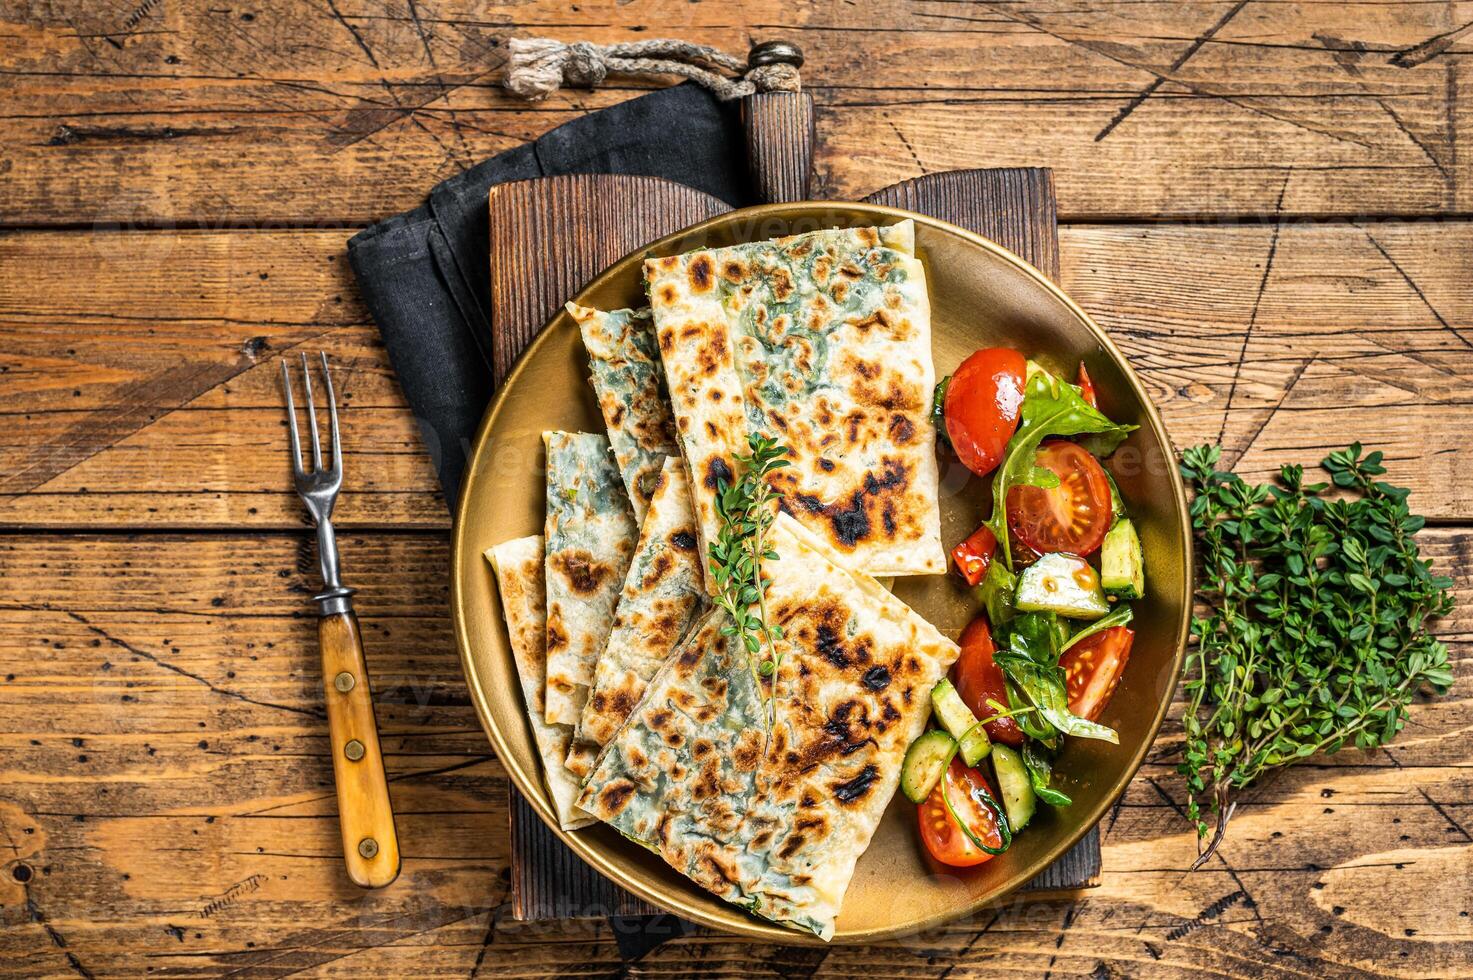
[281,352,353,615]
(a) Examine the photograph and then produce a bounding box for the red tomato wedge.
[1006,440,1114,557]
[917,758,1006,867]
[1076,361,1098,409]
[944,348,1026,477]
[950,524,997,586]
[1061,626,1134,721]
[953,617,1023,747]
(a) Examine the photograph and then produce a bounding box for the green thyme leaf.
[706,431,791,729]
[1178,443,1454,867]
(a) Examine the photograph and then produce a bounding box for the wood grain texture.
[866,169,1061,282]
[741,92,817,203]
[4,2,1473,973]
[486,174,729,384]
[319,610,402,889]
[4,220,1472,529]
[2,1,1470,224]
[1,528,1468,975]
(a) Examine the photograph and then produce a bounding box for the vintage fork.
[282,352,401,888]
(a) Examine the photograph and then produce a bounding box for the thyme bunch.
[708,433,791,719]
[1179,444,1454,866]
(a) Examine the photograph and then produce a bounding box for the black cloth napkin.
[346,82,753,960]
[347,83,755,507]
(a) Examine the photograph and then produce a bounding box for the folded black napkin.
[347,83,755,507]
[347,81,755,960]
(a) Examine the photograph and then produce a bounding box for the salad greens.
[994,612,1120,745]
[1022,739,1073,807]
[983,365,1136,569]
[1060,603,1134,653]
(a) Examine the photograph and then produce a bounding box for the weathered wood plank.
[0,0,1468,224]
[0,528,1469,976]
[4,220,1471,528]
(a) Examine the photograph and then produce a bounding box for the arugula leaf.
[1022,739,1073,807]
[931,376,951,450]
[974,560,1018,628]
[1061,603,1134,653]
[995,612,1120,745]
[985,365,1137,568]
[999,654,1120,744]
[1005,677,1058,741]
[1005,610,1064,662]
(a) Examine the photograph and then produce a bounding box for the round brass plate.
[451,202,1191,944]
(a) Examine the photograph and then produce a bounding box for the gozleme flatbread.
[485,536,594,831]
[646,220,946,589]
[568,303,679,522]
[543,431,638,727]
[577,513,960,940]
[575,456,708,751]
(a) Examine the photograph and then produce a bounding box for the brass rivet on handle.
[333,671,355,693]
[358,837,378,859]
[344,739,365,761]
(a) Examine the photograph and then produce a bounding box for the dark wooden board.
[488,173,733,920]
[487,174,731,387]
[492,165,1098,927]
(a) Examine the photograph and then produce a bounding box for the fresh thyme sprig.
[1178,444,1454,867]
[707,432,791,717]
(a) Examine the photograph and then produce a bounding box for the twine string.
[503,37,801,102]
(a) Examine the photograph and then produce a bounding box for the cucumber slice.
[901,730,956,803]
[931,679,977,739]
[958,725,992,768]
[1015,553,1110,619]
[1100,518,1144,600]
[990,744,1037,831]
[932,679,993,766]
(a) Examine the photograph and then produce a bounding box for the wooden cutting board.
[485,143,1101,924]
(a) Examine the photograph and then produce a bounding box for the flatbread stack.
[487,221,955,940]
[575,456,707,751]
[542,431,638,729]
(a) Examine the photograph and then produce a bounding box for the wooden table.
[2,3,1470,976]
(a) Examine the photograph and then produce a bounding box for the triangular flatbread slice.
[569,303,679,522]
[485,536,594,831]
[577,513,959,940]
[645,221,945,589]
[543,431,638,727]
[573,456,708,757]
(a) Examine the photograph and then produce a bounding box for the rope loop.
[503,37,803,102]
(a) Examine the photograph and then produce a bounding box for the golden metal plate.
[452,202,1191,944]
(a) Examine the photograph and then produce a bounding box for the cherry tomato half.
[1076,361,1098,409]
[1006,440,1114,557]
[1061,626,1134,722]
[954,617,1023,747]
[944,348,1026,477]
[950,524,997,587]
[918,758,1006,867]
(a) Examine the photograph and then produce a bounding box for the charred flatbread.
[485,535,594,831]
[575,456,707,752]
[645,220,945,589]
[542,431,638,727]
[568,303,680,522]
[576,513,959,940]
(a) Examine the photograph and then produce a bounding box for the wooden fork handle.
[320,610,401,888]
